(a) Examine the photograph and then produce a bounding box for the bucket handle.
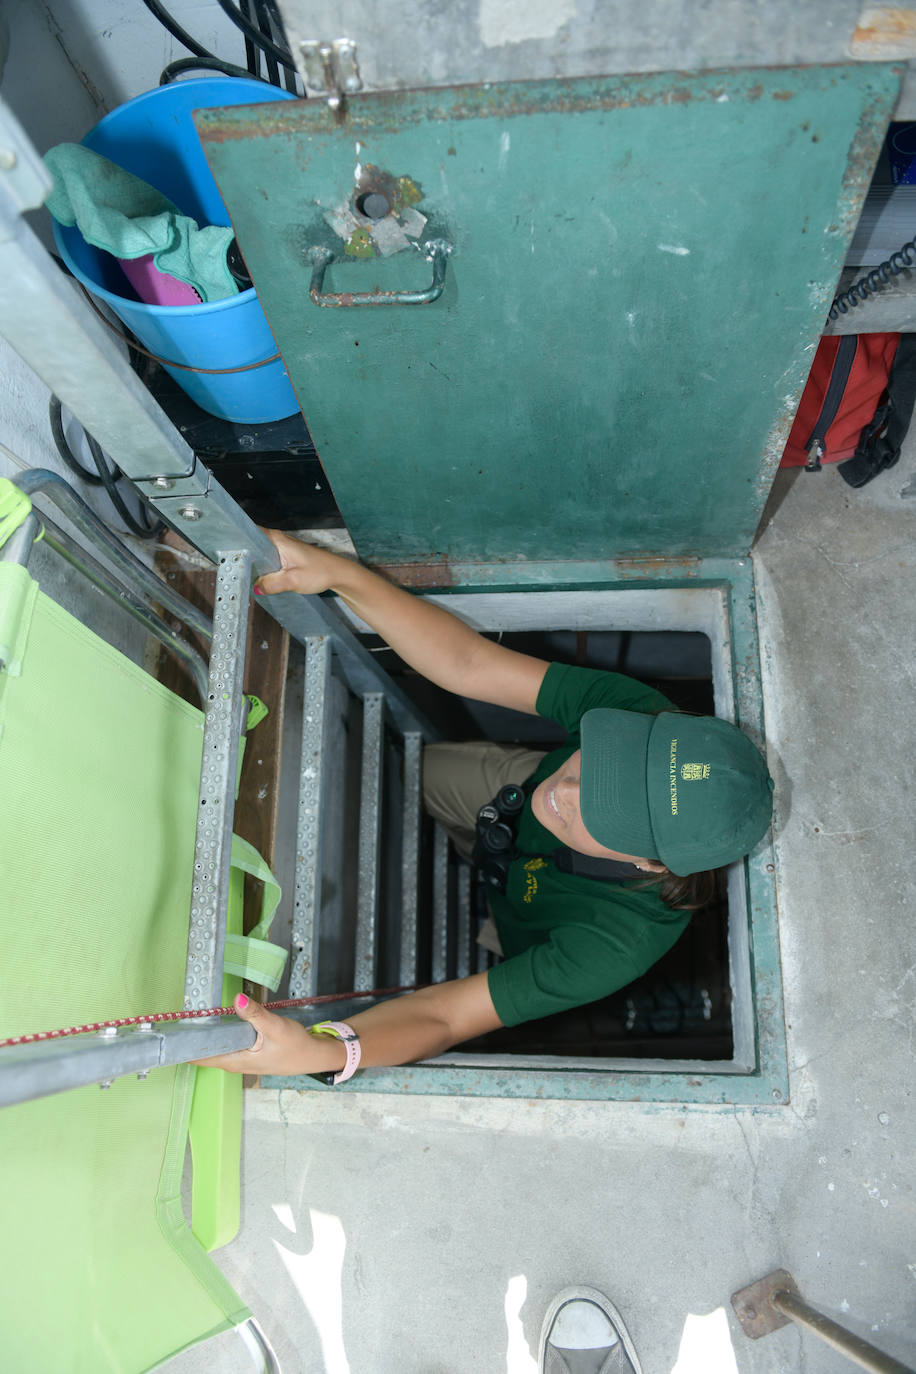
[307,240,453,308]
[78,283,281,375]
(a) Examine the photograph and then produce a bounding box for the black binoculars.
[471,783,526,890]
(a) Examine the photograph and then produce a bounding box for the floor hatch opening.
[266,573,786,1106]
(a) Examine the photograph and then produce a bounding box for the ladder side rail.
[431,823,450,985]
[353,693,385,989]
[0,995,402,1111]
[399,732,423,986]
[0,1018,255,1110]
[289,635,331,998]
[183,551,252,1011]
[456,863,472,980]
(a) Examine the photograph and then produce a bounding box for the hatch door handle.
[307,240,453,307]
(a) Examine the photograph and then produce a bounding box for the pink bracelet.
[308,1020,361,1085]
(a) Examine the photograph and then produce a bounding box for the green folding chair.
[0,476,283,1372]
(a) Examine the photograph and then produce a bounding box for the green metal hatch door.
[196,65,898,564]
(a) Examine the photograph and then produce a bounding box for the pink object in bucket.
[118,254,202,306]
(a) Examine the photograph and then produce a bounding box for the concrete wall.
[14,0,267,117]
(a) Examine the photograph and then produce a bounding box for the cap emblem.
[681,763,711,781]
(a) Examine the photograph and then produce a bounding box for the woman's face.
[529,749,665,870]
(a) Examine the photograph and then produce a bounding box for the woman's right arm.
[193,972,503,1077]
[257,529,549,714]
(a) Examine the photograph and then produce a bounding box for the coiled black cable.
[141,0,212,59]
[255,0,298,91]
[48,396,163,541]
[254,0,280,85]
[829,235,916,319]
[159,55,268,86]
[213,0,297,72]
[239,0,260,78]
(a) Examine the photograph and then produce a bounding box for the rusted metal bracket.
[307,240,453,307]
[731,1269,915,1373]
[298,39,361,110]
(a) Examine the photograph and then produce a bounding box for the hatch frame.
[264,553,788,1106]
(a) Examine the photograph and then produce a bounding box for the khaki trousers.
[422,740,547,858]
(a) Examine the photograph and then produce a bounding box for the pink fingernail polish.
[253,587,263,597]
[236,993,249,1010]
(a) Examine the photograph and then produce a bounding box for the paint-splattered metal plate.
[196,65,898,563]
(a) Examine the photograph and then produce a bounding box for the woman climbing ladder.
[196,530,774,1083]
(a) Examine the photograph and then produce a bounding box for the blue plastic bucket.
[52,78,299,423]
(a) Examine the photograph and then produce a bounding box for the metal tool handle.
[307,240,453,307]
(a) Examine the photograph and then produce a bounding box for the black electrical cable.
[212,0,297,71]
[281,56,298,94]
[829,235,916,319]
[159,55,269,86]
[48,396,164,541]
[49,393,103,486]
[255,0,281,86]
[257,0,297,90]
[144,0,298,87]
[85,427,163,539]
[239,0,261,78]
[140,0,212,59]
[258,0,298,89]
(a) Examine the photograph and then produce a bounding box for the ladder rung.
[289,636,331,999]
[354,693,385,989]
[399,732,423,986]
[431,823,449,984]
[456,863,472,979]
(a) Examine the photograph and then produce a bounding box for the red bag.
[780,332,900,469]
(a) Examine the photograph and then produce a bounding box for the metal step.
[431,822,450,985]
[354,692,385,990]
[289,636,331,1000]
[399,733,423,986]
[456,864,472,980]
[285,610,495,1008]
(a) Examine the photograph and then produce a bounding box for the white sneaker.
[538,1287,642,1374]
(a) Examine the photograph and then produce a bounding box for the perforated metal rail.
[0,986,419,1050]
[0,473,446,1107]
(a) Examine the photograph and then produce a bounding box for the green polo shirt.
[486,663,691,1028]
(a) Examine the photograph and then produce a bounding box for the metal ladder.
[0,468,471,1104]
[0,93,487,1105]
[286,623,488,1004]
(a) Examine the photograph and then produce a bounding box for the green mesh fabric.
[0,568,250,1373]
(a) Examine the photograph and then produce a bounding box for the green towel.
[44,142,238,304]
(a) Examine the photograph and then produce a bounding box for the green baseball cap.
[579,709,774,877]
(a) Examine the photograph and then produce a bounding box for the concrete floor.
[169,448,916,1374]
